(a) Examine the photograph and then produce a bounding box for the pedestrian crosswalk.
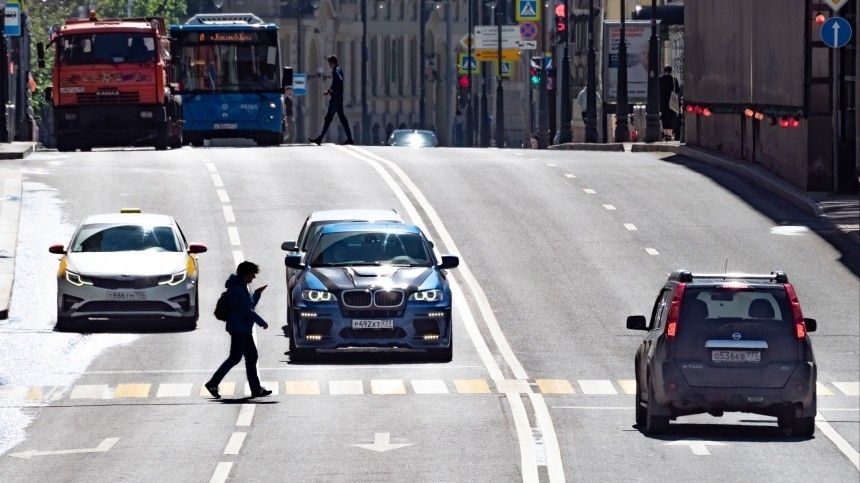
[0,379,857,401]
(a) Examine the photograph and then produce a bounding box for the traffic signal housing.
[529,56,542,87]
[554,1,568,45]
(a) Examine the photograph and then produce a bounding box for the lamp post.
[584,0,598,143]
[643,0,660,142]
[494,0,504,148]
[479,1,489,147]
[536,0,549,148]
[294,0,305,143]
[466,0,474,146]
[613,0,629,142]
[558,0,572,143]
[361,0,369,144]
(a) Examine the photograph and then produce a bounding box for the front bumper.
[290,302,452,350]
[54,105,169,146]
[57,276,197,322]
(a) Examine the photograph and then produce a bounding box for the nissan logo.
[732,332,742,340]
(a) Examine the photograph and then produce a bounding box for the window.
[72,224,180,253]
[59,33,156,65]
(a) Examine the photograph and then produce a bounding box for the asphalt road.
[0,144,857,482]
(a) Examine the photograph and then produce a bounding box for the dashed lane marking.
[546,163,557,167]
[236,404,255,427]
[70,385,108,399]
[583,189,597,194]
[645,248,660,255]
[624,223,638,231]
[211,174,224,187]
[454,379,492,394]
[329,380,364,395]
[209,462,233,483]
[411,379,450,394]
[227,227,241,245]
[205,163,217,173]
[216,189,230,203]
[223,432,246,455]
[284,381,321,395]
[603,204,616,210]
[578,380,618,395]
[834,382,860,396]
[232,250,244,267]
[617,380,637,395]
[199,382,236,397]
[563,173,576,179]
[536,379,575,394]
[222,206,235,223]
[371,379,407,395]
[26,386,64,401]
[114,383,151,398]
[156,383,193,398]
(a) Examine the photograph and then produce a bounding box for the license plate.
[214,123,238,129]
[352,319,394,329]
[106,291,146,301]
[711,350,761,363]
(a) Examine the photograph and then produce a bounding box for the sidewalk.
[550,140,859,246]
[0,142,35,318]
[0,141,38,160]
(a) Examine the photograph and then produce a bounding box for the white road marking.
[770,225,810,236]
[236,404,255,426]
[350,433,414,452]
[342,146,563,482]
[563,173,576,178]
[243,382,279,396]
[665,440,725,456]
[211,174,224,187]
[155,383,192,398]
[209,462,233,483]
[833,382,860,396]
[603,204,616,210]
[816,412,860,470]
[578,380,618,395]
[8,438,119,459]
[78,364,483,374]
[232,250,244,266]
[329,380,364,395]
[623,223,637,231]
[69,385,108,399]
[497,379,533,394]
[222,206,235,223]
[546,163,557,167]
[528,393,565,481]
[817,382,835,396]
[223,432,246,455]
[205,163,217,173]
[371,379,406,395]
[0,386,26,400]
[228,227,241,245]
[583,189,596,194]
[508,395,539,482]
[551,406,633,410]
[645,248,660,255]
[216,189,230,203]
[411,380,449,394]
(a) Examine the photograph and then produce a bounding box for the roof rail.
[185,13,265,25]
[675,272,789,283]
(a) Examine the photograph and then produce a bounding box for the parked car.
[285,222,458,362]
[386,129,438,147]
[627,270,817,436]
[49,209,207,331]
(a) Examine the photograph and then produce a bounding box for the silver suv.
[627,270,818,436]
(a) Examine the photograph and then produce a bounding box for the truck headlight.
[64,112,77,121]
[65,270,92,287]
[409,289,443,302]
[158,270,187,286]
[301,290,336,302]
[140,111,154,119]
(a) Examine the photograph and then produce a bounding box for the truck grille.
[76,92,141,104]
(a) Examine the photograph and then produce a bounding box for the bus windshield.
[58,33,157,65]
[176,42,280,92]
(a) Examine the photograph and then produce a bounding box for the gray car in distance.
[627,270,818,436]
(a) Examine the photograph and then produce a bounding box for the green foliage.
[27,0,187,122]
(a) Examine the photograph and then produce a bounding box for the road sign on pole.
[458,53,480,74]
[823,0,849,12]
[293,73,307,96]
[515,0,540,22]
[821,17,852,48]
[4,2,20,37]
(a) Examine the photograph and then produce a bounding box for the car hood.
[67,252,188,277]
[308,266,436,292]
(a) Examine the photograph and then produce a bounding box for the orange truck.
[38,14,182,151]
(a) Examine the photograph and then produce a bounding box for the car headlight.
[301,290,336,302]
[158,270,187,286]
[268,102,277,109]
[409,289,443,302]
[65,270,93,287]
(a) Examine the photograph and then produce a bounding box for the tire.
[154,125,169,150]
[429,332,453,362]
[169,133,182,149]
[189,135,204,147]
[635,377,646,427]
[56,313,74,332]
[181,294,199,330]
[645,377,669,435]
[288,325,314,363]
[792,416,816,437]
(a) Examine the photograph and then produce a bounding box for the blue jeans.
[209,332,261,393]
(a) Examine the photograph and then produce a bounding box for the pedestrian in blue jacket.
[206,261,272,398]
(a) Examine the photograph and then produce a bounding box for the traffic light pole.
[466,0,474,146]
[584,0,598,143]
[613,0,630,143]
[558,1,572,143]
[479,3,489,148]
[537,1,549,148]
[644,0,661,143]
[361,0,369,144]
[295,2,305,143]
[494,0,504,148]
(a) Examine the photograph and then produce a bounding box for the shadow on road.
[635,421,815,442]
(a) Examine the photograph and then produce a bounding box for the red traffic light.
[555,3,567,31]
[458,76,470,88]
[779,117,790,128]
[789,117,800,128]
[815,14,826,24]
[694,105,704,114]
[686,105,694,113]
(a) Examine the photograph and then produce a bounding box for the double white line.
[337,146,566,482]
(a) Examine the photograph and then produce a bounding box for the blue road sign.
[4,3,21,37]
[293,73,307,96]
[821,17,851,48]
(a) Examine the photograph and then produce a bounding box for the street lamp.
[614,0,630,142]
[537,0,549,148]
[644,0,661,142]
[558,0,572,143]
[419,1,442,130]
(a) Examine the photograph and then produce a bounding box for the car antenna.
[724,258,729,276]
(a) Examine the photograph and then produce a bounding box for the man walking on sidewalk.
[206,261,272,399]
[309,55,354,145]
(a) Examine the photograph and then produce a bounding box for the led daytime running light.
[409,289,443,302]
[302,290,336,302]
[65,271,93,287]
[159,270,187,286]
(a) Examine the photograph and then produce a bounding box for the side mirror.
[626,315,647,330]
[281,240,297,251]
[438,254,459,270]
[188,243,208,254]
[37,43,46,68]
[285,254,303,269]
[804,318,817,333]
[49,244,66,254]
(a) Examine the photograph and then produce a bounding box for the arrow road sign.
[475,25,525,49]
[351,433,413,453]
[824,0,849,12]
[665,440,726,456]
[8,438,119,459]
[821,17,852,48]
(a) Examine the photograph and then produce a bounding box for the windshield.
[388,131,438,147]
[71,223,181,253]
[309,231,432,267]
[59,33,156,65]
[177,43,279,92]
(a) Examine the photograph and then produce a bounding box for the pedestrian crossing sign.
[496,61,513,78]
[516,0,540,22]
[458,53,480,75]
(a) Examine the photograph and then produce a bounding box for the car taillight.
[785,284,806,340]
[666,283,686,339]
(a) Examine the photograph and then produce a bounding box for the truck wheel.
[154,125,169,150]
[169,133,182,149]
[56,137,74,152]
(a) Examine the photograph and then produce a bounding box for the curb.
[0,142,38,160]
[549,142,625,152]
[0,169,22,320]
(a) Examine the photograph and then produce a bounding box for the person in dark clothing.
[205,261,272,399]
[659,65,681,141]
[309,55,354,145]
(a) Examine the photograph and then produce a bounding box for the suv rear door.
[673,285,800,388]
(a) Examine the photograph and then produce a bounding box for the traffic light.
[554,1,568,45]
[457,75,470,108]
[529,57,542,87]
[458,75,470,89]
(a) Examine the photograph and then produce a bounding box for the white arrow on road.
[351,433,413,453]
[665,439,726,456]
[8,438,119,459]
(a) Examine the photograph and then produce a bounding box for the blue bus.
[171,14,286,146]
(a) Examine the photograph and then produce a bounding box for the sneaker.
[251,387,273,398]
[308,136,322,146]
[205,382,221,399]
[340,139,354,146]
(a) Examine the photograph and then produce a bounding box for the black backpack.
[213,291,231,321]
